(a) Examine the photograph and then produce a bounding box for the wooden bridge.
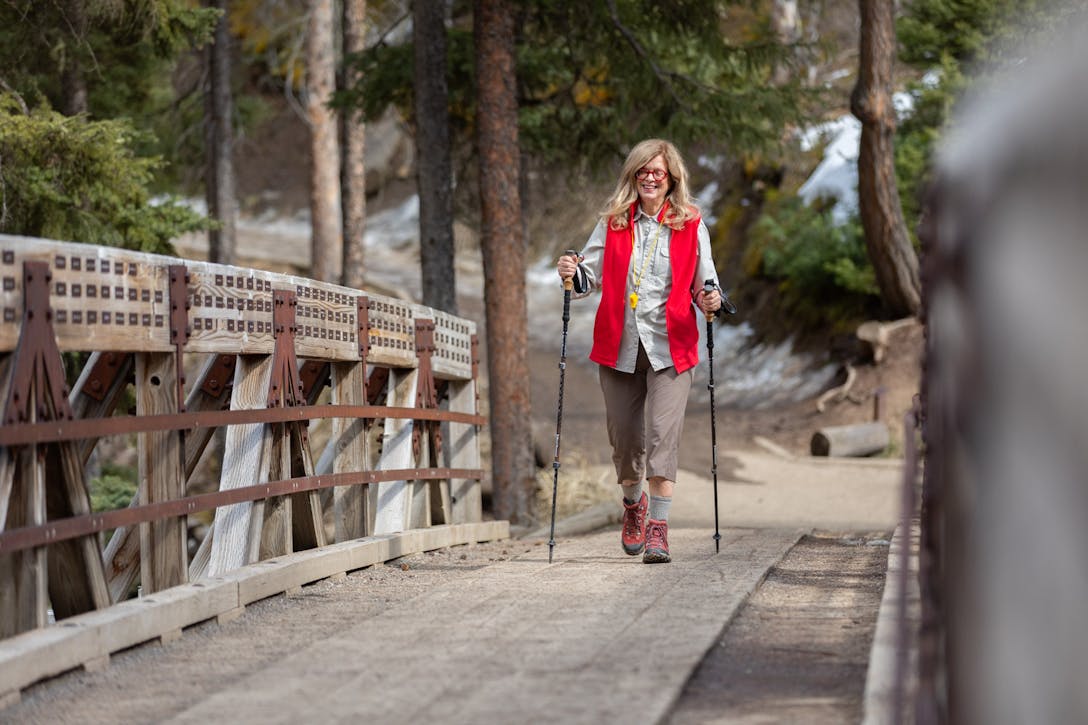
[0,235,505,701]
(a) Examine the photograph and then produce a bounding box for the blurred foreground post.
[922,17,1088,724]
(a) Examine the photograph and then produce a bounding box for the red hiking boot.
[643,519,671,563]
[621,492,648,555]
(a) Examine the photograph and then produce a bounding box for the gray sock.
[621,481,643,505]
[648,495,672,521]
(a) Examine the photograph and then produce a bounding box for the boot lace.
[646,521,666,549]
[623,500,643,538]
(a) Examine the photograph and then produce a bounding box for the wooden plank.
[0,236,172,353]
[448,379,482,524]
[0,239,437,367]
[0,354,13,528]
[406,472,430,530]
[0,443,47,637]
[183,354,236,478]
[330,361,368,541]
[372,369,417,534]
[187,524,212,581]
[0,620,101,697]
[416,306,475,382]
[258,424,292,559]
[183,264,361,361]
[0,521,509,696]
[428,418,453,527]
[136,353,188,594]
[102,521,141,604]
[45,441,110,619]
[206,355,273,577]
[288,423,326,551]
[69,352,134,466]
[366,297,417,368]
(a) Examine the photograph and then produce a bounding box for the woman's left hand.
[695,288,721,315]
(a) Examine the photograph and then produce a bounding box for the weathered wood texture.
[0,521,509,701]
[136,353,187,594]
[372,369,418,534]
[810,422,890,457]
[0,236,474,378]
[331,361,369,540]
[0,236,484,643]
[448,378,483,524]
[207,356,274,576]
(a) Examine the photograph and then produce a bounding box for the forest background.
[0,0,1075,523]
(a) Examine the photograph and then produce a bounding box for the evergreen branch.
[605,0,687,108]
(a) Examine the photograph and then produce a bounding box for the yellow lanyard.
[629,211,667,309]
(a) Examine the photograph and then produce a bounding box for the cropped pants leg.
[598,344,693,484]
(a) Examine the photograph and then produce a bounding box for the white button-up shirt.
[574,206,720,372]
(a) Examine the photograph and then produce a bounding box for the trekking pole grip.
[703,279,717,322]
[562,249,579,292]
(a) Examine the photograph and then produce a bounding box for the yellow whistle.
[629,292,638,309]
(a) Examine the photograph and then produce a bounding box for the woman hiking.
[556,138,723,563]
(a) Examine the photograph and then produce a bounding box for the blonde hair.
[600,139,700,231]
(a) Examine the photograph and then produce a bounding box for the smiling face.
[635,154,671,214]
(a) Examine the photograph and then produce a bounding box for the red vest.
[589,203,701,374]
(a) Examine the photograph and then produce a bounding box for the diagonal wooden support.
[0,262,108,634]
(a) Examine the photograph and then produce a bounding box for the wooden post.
[372,368,417,534]
[331,361,369,541]
[103,352,234,601]
[136,352,188,594]
[448,378,482,524]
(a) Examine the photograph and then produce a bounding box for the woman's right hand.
[556,253,579,282]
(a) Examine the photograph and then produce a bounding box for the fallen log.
[810,422,890,457]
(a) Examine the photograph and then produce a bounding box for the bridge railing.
[0,234,490,640]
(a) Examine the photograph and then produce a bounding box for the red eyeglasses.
[635,168,669,181]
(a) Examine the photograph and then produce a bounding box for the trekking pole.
[548,251,580,563]
[703,279,737,553]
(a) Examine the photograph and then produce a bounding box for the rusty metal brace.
[2,261,74,428]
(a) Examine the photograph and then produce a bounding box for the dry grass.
[531,451,616,525]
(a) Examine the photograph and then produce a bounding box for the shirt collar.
[635,202,667,223]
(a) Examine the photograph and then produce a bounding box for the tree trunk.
[475,0,533,525]
[203,0,236,265]
[414,0,457,314]
[307,0,343,284]
[60,0,88,116]
[341,0,367,290]
[850,0,921,318]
